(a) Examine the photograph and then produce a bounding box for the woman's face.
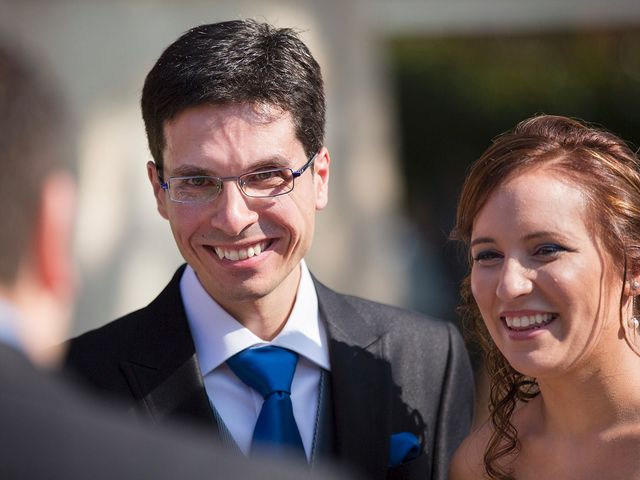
[470,166,625,378]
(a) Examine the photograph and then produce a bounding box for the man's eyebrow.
[249,155,291,170]
[169,165,213,177]
[167,155,294,177]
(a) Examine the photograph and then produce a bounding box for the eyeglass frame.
[155,152,318,204]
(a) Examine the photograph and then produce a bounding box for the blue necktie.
[227,346,306,460]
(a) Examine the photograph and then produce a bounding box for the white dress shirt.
[180,260,330,459]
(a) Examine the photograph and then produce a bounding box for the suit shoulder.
[67,266,185,358]
[65,307,148,363]
[339,292,459,338]
[69,306,147,344]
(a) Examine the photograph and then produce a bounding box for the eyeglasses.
[157,153,317,204]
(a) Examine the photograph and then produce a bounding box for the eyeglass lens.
[168,167,295,203]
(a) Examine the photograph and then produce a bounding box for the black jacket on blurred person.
[0,341,320,480]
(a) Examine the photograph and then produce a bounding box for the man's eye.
[254,171,276,181]
[186,177,210,187]
[245,169,289,184]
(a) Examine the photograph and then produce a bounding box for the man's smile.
[211,240,271,261]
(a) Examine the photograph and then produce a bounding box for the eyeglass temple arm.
[292,153,318,178]
[153,163,169,189]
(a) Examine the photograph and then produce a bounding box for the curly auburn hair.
[451,114,640,479]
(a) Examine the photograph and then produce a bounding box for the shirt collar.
[181,260,330,376]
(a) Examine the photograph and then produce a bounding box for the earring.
[629,290,640,330]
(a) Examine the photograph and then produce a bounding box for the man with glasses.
[65,20,474,480]
[0,37,342,480]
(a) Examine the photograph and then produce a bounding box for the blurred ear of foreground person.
[0,39,353,480]
[449,114,640,480]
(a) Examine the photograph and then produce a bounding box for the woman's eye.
[534,244,566,258]
[472,250,502,265]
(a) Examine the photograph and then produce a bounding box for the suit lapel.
[315,280,392,480]
[120,266,218,432]
[116,268,394,474]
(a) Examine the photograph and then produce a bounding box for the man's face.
[148,103,329,317]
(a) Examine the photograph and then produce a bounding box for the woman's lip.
[501,312,558,330]
[500,310,552,317]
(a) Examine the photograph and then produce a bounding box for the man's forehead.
[161,101,304,172]
[245,102,289,124]
[164,102,290,131]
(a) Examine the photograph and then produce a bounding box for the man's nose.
[209,181,259,237]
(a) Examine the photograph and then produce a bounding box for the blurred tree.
[391,27,640,312]
[391,28,640,373]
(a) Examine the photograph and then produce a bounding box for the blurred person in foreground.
[64,19,474,480]
[449,114,640,480]
[0,39,346,480]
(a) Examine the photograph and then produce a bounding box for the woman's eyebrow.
[470,236,494,248]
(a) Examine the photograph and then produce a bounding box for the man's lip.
[205,239,272,261]
[209,239,271,250]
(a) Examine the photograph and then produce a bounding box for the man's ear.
[12,171,77,367]
[35,172,76,302]
[313,147,330,210]
[147,161,169,219]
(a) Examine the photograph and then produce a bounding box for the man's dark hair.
[0,41,70,283]
[141,19,326,170]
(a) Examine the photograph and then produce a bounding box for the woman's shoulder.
[449,421,492,480]
[449,400,542,480]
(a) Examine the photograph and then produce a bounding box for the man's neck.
[215,265,302,341]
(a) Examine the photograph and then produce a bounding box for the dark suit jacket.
[0,342,324,480]
[65,266,474,480]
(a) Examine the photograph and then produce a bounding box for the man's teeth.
[505,313,555,329]
[214,242,266,261]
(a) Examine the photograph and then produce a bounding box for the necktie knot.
[227,346,298,398]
